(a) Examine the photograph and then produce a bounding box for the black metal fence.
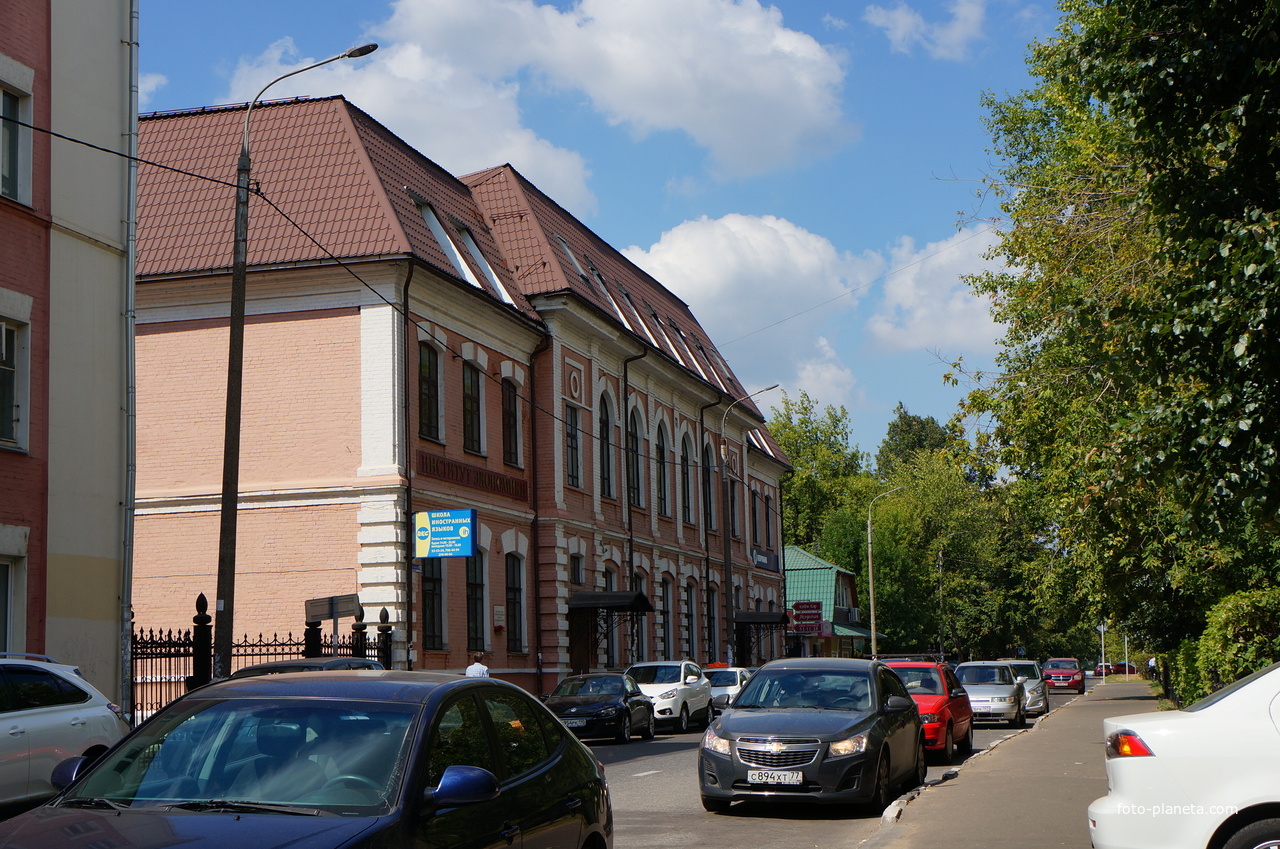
[131,593,393,722]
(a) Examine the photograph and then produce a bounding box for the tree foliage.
[874,403,953,480]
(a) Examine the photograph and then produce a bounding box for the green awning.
[832,623,884,639]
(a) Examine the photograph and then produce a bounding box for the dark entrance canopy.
[566,591,654,613]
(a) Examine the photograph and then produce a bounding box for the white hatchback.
[624,660,712,733]
[1089,661,1280,849]
[0,655,130,807]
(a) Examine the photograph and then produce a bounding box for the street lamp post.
[214,43,378,680]
[936,530,968,661]
[719,384,779,667]
[865,485,903,660]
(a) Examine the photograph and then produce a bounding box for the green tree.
[767,391,866,548]
[874,403,952,480]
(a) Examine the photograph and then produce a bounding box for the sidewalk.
[867,678,1159,849]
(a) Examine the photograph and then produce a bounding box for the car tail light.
[1106,730,1154,758]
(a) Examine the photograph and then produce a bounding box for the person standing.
[465,652,489,677]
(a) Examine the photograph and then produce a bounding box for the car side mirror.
[686,675,699,685]
[883,695,914,713]
[538,693,549,701]
[424,765,500,810]
[51,756,91,792]
[1015,676,1027,684]
[949,687,967,699]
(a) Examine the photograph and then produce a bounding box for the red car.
[1094,661,1137,676]
[1042,657,1086,693]
[886,661,974,763]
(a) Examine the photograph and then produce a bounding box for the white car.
[707,666,752,711]
[625,660,712,733]
[1089,660,1280,849]
[0,655,130,807]
[1003,659,1048,716]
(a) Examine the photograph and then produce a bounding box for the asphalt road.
[586,679,1101,849]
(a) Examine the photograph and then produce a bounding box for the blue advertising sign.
[414,509,477,558]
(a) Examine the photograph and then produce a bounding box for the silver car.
[1003,659,1047,717]
[955,661,1026,727]
[707,667,752,711]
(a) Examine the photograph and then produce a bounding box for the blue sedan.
[0,671,613,849]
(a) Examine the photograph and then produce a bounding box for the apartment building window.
[505,553,524,653]
[598,395,613,498]
[0,319,22,446]
[634,575,647,661]
[707,587,718,662]
[660,578,672,659]
[418,343,441,441]
[680,437,693,524]
[765,495,774,548]
[701,444,715,529]
[466,553,485,651]
[626,409,642,507]
[462,362,482,454]
[564,404,581,488]
[420,558,443,650]
[684,582,697,660]
[501,379,520,466]
[750,490,760,545]
[655,425,669,516]
[730,480,740,538]
[570,553,584,585]
[2,85,30,205]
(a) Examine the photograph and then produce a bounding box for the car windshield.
[1009,663,1040,679]
[708,671,742,687]
[958,665,1013,685]
[628,665,680,685]
[553,677,622,696]
[891,667,944,695]
[64,697,418,816]
[733,668,872,710]
[1043,660,1078,670]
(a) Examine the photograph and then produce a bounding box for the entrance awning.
[832,623,884,639]
[567,591,654,613]
[734,611,789,626]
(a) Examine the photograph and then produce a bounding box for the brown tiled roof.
[137,96,534,317]
[464,164,787,455]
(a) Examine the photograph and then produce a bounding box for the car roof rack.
[0,652,59,662]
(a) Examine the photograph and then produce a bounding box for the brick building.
[0,0,134,698]
[134,96,789,691]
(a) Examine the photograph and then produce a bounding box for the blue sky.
[139,0,1058,458]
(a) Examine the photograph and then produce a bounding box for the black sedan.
[0,671,613,849]
[543,672,656,742]
[698,658,925,814]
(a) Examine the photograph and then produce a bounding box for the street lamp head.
[344,43,379,58]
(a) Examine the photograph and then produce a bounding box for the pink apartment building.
[134,96,789,692]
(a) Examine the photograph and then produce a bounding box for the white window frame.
[0,53,35,206]
[0,291,32,451]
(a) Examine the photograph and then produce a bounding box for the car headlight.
[702,728,730,755]
[829,734,868,757]
[991,696,1013,703]
[919,712,940,723]
[658,689,679,700]
[597,706,619,717]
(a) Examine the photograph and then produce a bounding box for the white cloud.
[623,213,879,410]
[864,226,1003,354]
[221,0,851,215]
[138,73,168,107]
[864,0,986,60]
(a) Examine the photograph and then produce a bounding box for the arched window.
[684,581,698,660]
[505,553,524,652]
[598,394,613,498]
[680,436,693,524]
[655,425,669,516]
[418,343,441,441]
[627,408,643,507]
[462,362,483,454]
[501,379,520,466]
[466,552,486,651]
[701,443,715,529]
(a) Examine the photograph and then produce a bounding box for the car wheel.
[640,709,656,740]
[1223,818,1280,849]
[935,724,954,764]
[957,722,974,755]
[616,714,632,743]
[675,704,690,734]
[701,795,731,813]
[865,754,891,814]
[1008,705,1024,729]
[910,736,927,788]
